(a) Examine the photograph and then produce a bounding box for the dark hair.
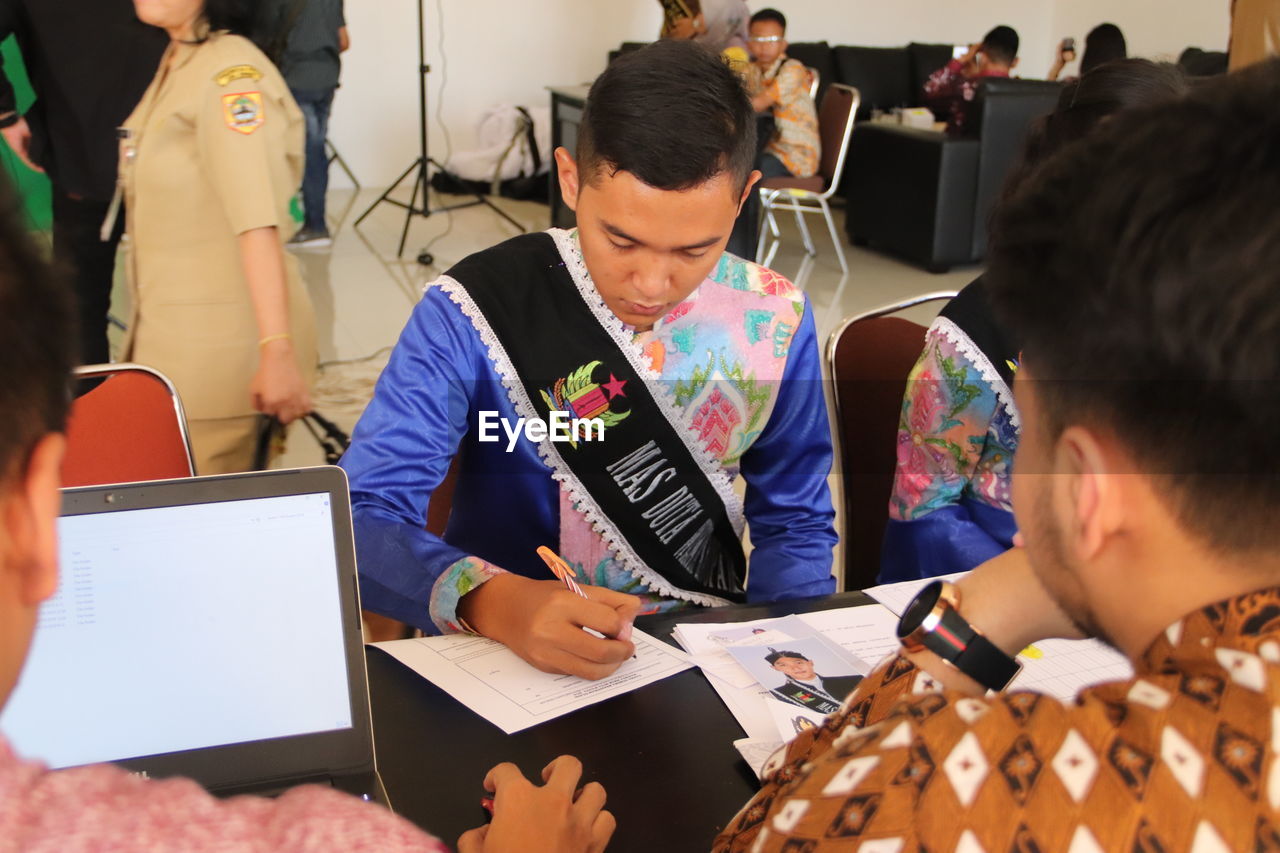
[751,8,787,30]
[982,25,1020,65]
[577,40,756,194]
[0,181,75,482]
[1003,59,1189,198]
[196,0,254,39]
[1081,23,1127,74]
[986,59,1280,553]
[765,648,809,665]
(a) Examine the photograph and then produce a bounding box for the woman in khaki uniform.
[122,0,316,474]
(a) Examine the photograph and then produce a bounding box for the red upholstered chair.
[826,292,957,591]
[756,83,861,275]
[62,363,196,487]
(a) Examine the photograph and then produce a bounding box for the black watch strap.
[924,606,1020,692]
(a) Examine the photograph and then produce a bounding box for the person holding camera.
[1048,22,1127,81]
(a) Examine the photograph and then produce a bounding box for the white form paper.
[675,609,888,742]
[798,604,902,666]
[374,628,692,734]
[864,573,1133,702]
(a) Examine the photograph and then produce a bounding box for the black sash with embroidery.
[449,232,747,603]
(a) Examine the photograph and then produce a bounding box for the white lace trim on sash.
[930,316,1022,431]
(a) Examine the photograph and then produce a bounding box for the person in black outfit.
[0,0,166,366]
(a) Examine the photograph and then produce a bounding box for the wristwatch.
[895,580,1021,692]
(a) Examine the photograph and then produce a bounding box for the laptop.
[0,466,390,806]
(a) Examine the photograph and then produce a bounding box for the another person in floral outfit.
[882,60,1189,582]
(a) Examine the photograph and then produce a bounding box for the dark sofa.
[844,78,1062,272]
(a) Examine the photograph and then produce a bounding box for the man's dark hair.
[577,40,756,194]
[982,25,1020,66]
[751,8,787,30]
[986,59,1280,552]
[765,649,809,665]
[1081,23,1128,75]
[0,181,75,482]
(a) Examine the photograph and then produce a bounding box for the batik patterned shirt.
[922,59,1010,136]
[715,588,1280,852]
[749,57,820,178]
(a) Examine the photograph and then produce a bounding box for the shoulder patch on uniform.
[222,92,265,135]
[215,65,264,87]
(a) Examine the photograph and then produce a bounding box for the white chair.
[755,84,861,276]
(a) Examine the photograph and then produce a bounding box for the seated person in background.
[341,41,837,681]
[0,185,612,853]
[745,9,818,180]
[1048,22,1127,81]
[717,58,1280,853]
[725,7,820,258]
[923,25,1019,135]
[881,59,1189,583]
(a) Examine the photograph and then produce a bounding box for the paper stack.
[671,604,901,776]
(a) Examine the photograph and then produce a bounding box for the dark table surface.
[366,591,872,853]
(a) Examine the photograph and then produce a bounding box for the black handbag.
[253,412,352,469]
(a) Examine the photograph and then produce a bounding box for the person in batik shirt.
[883,60,1189,583]
[717,59,1280,853]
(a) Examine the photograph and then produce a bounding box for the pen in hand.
[536,546,634,645]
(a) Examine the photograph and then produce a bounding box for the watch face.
[896,581,943,638]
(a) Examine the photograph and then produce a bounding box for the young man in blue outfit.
[342,41,837,680]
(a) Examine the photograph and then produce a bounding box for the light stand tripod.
[353,0,525,264]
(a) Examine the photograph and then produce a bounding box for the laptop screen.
[0,491,354,770]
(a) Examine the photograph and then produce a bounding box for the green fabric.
[0,36,51,231]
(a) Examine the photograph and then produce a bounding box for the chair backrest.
[806,65,820,101]
[817,83,860,195]
[971,78,1062,257]
[826,292,957,590]
[63,363,196,487]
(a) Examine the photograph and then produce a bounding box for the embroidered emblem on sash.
[540,361,630,448]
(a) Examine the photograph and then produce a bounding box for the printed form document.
[374,629,691,734]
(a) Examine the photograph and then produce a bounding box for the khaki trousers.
[188,415,262,476]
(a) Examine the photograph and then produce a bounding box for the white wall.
[329,1,1222,189]
[332,0,627,188]
[1051,0,1230,71]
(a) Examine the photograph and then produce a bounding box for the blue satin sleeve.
[738,299,838,601]
[340,287,481,629]
[879,498,1016,583]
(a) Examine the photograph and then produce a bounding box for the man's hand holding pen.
[457,549,641,680]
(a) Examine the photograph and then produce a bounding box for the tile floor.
[110,184,980,585]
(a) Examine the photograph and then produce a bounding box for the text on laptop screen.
[0,493,353,769]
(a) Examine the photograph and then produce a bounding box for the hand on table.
[458,573,641,680]
[458,756,614,853]
[251,340,311,424]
